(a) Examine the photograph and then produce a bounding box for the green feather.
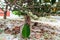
[22,23,30,38]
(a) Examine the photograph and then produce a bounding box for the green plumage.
[22,23,30,38]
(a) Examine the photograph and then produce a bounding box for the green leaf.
[44,0,50,2]
[51,0,56,5]
[12,9,21,16]
[0,29,3,33]
[22,23,30,38]
[9,0,14,3]
[12,11,21,16]
[39,0,41,3]
[34,0,37,3]
[12,8,27,16]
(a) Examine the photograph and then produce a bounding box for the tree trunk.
[4,4,8,19]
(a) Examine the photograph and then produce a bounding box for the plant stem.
[25,38,27,40]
